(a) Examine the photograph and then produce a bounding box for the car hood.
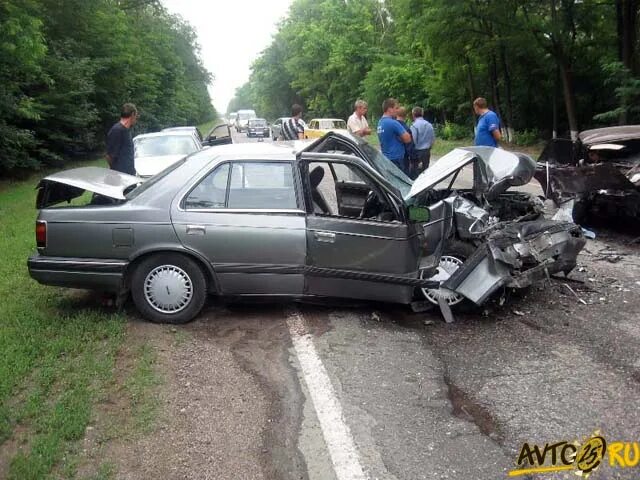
[36,167,140,208]
[578,125,640,145]
[135,154,186,177]
[406,147,536,201]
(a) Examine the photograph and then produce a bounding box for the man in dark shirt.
[281,104,305,140]
[106,103,138,175]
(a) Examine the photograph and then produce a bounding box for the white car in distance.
[133,131,202,178]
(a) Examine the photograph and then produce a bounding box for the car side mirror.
[408,206,430,222]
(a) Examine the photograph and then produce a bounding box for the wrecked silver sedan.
[535,125,640,229]
[28,135,584,323]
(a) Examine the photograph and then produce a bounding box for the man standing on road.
[106,103,138,175]
[473,97,501,147]
[395,106,414,172]
[377,98,412,171]
[347,99,372,137]
[281,104,305,140]
[410,106,435,178]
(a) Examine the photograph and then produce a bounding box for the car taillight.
[36,220,47,248]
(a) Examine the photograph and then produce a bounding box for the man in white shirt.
[347,99,372,137]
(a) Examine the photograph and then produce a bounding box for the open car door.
[203,124,233,147]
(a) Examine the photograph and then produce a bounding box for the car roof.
[133,131,198,140]
[162,126,198,131]
[310,118,345,122]
[188,140,314,162]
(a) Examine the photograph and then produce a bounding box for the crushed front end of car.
[407,147,586,310]
[442,219,585,305]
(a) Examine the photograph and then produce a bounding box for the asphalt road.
[110,129,639,480]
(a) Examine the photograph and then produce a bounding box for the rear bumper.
[28,254,128,291]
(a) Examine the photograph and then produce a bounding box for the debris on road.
[562,283,588,305]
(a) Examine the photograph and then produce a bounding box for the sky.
[162,0,292,115]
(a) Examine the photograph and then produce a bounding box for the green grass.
[124,344,161,434]
[0,158,158,479]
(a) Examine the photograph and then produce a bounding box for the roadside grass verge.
[0,159,161,479]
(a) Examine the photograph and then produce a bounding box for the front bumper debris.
[443,220,585,305]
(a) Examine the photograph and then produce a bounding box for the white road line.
[286,310,367,480]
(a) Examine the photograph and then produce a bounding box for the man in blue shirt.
[377,98,411,171]
[410,106,435,178]
[473,97,501,147]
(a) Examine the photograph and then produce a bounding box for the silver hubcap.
[420,255,465,306]
[144,264,193,314]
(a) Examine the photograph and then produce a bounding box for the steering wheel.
[359,190,380,219]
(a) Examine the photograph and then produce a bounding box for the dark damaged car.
[534,125,640,228]
[28,132,585,324]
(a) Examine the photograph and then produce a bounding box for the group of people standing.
[368,98,435,179]
[106,97,500,180]
[348,96,501,179]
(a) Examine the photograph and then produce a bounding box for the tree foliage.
[0,0,215,175]
[232,0,636,140]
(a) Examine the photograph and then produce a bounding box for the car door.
[203,124,233,147]
[172,159,307,295]
[300,153,422,304]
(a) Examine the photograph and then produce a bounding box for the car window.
[207,124,231,139]
[228,162,297,209]
[184,163,230,209]
[332,163,365,184]
[307,160,397,221]
[135,136,198,157]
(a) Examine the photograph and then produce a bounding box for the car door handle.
[186,225,206,235]
[314,231,335,243]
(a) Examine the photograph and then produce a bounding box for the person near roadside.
[395,106,414,174]
[473,97,501,147]
[347,99,372,137]
[377,98,412,172]
[410,106,435,178]
[106,103,138,175]
[281,104,305,140]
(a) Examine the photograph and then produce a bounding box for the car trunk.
[36,167,140,209]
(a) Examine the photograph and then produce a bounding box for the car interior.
[306,161,398,222]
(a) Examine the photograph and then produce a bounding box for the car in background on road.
[162,126,203,143]
[133,131,202,177]
[271,117,286,140]
[228,112,237,127]
[235,109,257,133]
[246,118,270,139]
[28,132,584,325]
[304,118,348,139]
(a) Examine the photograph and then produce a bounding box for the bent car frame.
[28,133,585,324]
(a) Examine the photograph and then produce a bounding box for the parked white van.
[235,109,257,132]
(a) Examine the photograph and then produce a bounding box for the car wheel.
[131,253,207,324]
[419,241,475,309]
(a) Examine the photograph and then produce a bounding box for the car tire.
[131,253,207,324]
[419,241,476,310]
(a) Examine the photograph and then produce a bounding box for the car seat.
[309,166,331,214]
